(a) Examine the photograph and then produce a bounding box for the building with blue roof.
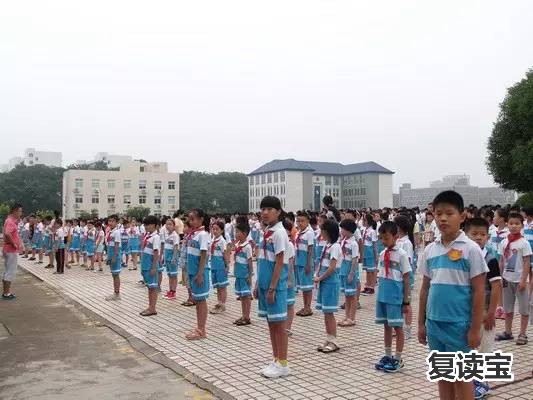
[247,159,394,211]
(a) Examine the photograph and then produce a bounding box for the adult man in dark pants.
[2,203,23,300]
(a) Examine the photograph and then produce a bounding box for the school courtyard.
[10,259,533,400]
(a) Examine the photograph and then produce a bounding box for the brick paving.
[17,258,532,400]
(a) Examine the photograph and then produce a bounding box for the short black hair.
[296,210,310,219]
[378,220,398,236]
[523,206,533,217]
[143,215,159,226]
[339,219,357,234]
[433,190,464,213]
[235,222,250,236]
[10,203,22,213]
[282,219,293,231]
[507,212,524,224]
[321,219,339,243]
[495,208,509,222]
[309,215,318,226]
[108,214,119,222]
[464,217,489,232]
[323,195,333,206]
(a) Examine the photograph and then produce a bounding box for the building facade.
[398,176,517,208]
[63,160,180,218]
[248,159,394,212]
[1,148,62,171]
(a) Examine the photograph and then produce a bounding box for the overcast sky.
[1,1,532,191]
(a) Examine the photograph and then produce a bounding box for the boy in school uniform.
[294,211,315,317]
[105,215,122,301]
[418,191,488,400]
[495,212,532,345]
[465,217,503,399]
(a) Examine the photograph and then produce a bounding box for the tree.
[78,210,92,220]
[487,68,533,192]
[0,165,63,214]
[514,192,533,208]
[36,209,56,220]
[66,161,118,171]
[90,209,99,219]
[180,171,248,213]
[126,206,150,221]
[0,203,9,231]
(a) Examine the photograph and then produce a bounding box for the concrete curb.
[19,264,235,400]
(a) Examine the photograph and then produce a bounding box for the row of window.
[343,175,366,185]
[74,209,173,218]
[74,195,177,205]
[74,178,176,190]
[249,185,286,197]
[343,187,367,196]
[249,171,286,185]
[324,188,340,198]
[250,197,286,209]
[343,199,367,209]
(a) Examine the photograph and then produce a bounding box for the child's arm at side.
[519,256,530,291]
[485,258,502,330]
[247,256,253,286]
[468,273,485,349]
[418,276,430,345]
[316,258,337,281]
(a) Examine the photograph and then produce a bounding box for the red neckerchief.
[341,237,348,256]
[319,244,332,266]
[363,228,368,243]
[186,226,204,241]
[384,246,395,277]
[263,228,274,251]
[497,228,507,236]
[504,233,522,258]
[211,237,221,255]
[295,227,308,254]
[234,240,249,255]
[142,232,154,249]
[106,227,114,244]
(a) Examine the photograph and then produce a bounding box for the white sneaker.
[105,293,121,301]
[261,362,277,376]
[262,362,290,378]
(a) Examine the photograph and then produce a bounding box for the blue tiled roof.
[248,159,393,175]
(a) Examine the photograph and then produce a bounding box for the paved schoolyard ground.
[14,258,533,400]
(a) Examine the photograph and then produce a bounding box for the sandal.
[235,318,251,326]
[233,317,244,325]
[140,310,158,317]
[182,300,196,307]
[338,319,356,327]
[516,334,528,345]
[185,328,206,340]
[495,332,514,341]
[322,341,340,353]
[317,341,328,352]
[298,309,313,317]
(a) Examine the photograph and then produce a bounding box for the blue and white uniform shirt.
[234,241,253,278]
[339,236,359,276]
[141,232,161,269]
[377,246,411,305]
[106,228,121,248]
[163,231,180,261]
[186,229,210,275]
[418,232,488,323]
[318,242,342,282]
[523,220,533,266]
[257,222,289,290]
[489,227,509,255]
[295,227,315,267]
[498,236,532,283]
[363,227,378,248]
[396,235,414,265]
[209,236,227,270]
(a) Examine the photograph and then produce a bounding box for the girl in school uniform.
[361,213,378,295]
[120,219,131,269]
[314,214,328,269]
[162,219,180,300]
[233,222,254,326]
[140,215,161,316]
[68,219,80,265]
[94,221,105,272]
[86,220,97,271]
[209,221,229,314]
[52,219,66,274]
[128,219,141,271]
[254,196,290,379]
[283,219,296,336]
[179,221,195,307]
[314,219,342,353]
[42,217,54,269]
[185,209,211,340]
[80,219,89,268]
[338,219,359,327]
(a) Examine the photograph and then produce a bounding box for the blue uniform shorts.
[315,282,339,313]
[120,241,130,255]
[375,301,403,327]
[165,261,178,276]
[235,277,251,297]
[257,288,287,322]
[211,268,229,288]
[287,286,295,306]
[340,274,359,297]
[107,248,122,275]
[142,269,159,289]
[189,269,210,301]
[426,319,471,353]
[296,265,314,292]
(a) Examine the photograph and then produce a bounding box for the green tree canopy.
[179,171,248,214]
[487,68,533,192]
[0,165,63,214]
[126,206,150,221]
[0,203,9,230]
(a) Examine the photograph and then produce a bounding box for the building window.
[274,172,279,183]
[168,196,176,205]
[28,152,34,157]
[139,195,146,204]
[107,195,115,204]
[250,188,253,196]
[139,180,147,190]
[154,196,161,204]
[280,171,285,182]
[249,176,254,186]
[325,176,332,185]
[107,179,115,189]
[75,195,83,204]
[361,187,366,196]
[333,176,339,186]
[267,173,272,183]
[124,195,131,205]
[168,181,176,190]
[154,211,161,217]
[91,195,99,204]
[250,200,253,210]
[255,175,259,184]
[75,178,83,188]
[124,179,131,189]
[92,179,100,189]
[154,180,162,190]
[261,174,266,184]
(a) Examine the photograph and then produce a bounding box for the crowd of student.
[3,192,533,400]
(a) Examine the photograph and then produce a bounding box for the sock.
[279,359,288,367]
[327,334,336,342]
[395,351,402,361]
[385,347,392,357]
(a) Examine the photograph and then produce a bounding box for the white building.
[62,160,180,218]
[248,159,394,212]
[93,152,133,169]
[1,148,62,171]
